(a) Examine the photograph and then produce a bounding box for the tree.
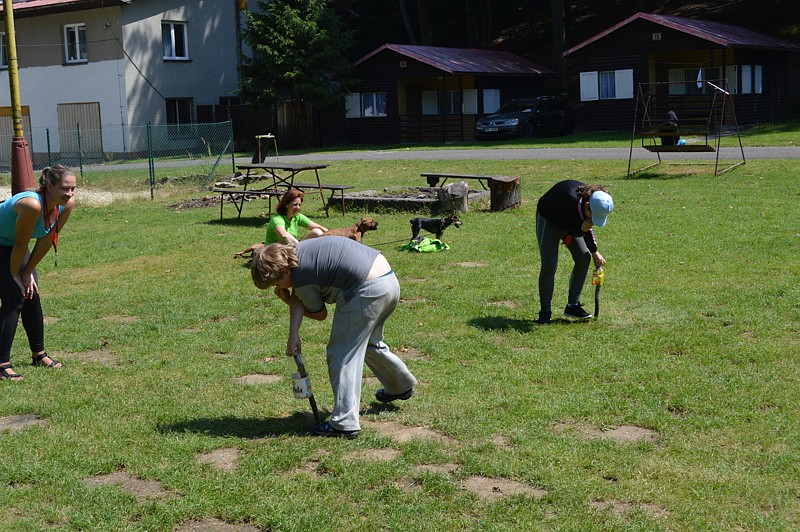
[239,0,356,145]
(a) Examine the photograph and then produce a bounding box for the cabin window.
[0,33,7,69]
[482,89,501,113]
[344,93,387,117]
[422,91,438,115]
[580,69,632,101]
[64,24,87,63]
[362,93,387,117]
[740,65,763,94]
[462,89,477,114]
[162,21,189,60]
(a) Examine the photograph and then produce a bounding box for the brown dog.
[322,217,378,243]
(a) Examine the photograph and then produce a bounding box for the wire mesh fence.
[0,121,236,196]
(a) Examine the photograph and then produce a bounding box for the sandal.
[312,421,359,439]
[0,364,23,381]
[32,353,62,369]
[375,387,414,403]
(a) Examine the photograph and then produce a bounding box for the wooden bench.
[291,182,353,215]
[420,173,521,211]
[212,187,282,220]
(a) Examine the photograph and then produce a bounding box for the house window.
[754,65,763,93]
[166,98,194,137]
[64,24,87,63]
[444,91,462,115]
[422,91,438,115]
[668,67,723,95]
[344,93,360,118]
[1,33,7,69]
[462,89,477,114]
[580,69,632,101]
[482,89,500,113]
[741,65,752,93]
[362,93,387,117]
[162,21,189,60]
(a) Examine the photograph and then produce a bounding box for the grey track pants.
[535,211,591,313]
[326,272,417,431]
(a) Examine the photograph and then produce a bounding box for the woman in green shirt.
[265,189,327,245]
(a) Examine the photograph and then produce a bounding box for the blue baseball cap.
[589,191,614,227]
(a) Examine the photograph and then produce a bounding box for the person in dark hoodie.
[535,180,614,324]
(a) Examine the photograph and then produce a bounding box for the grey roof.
[356,44,554,76]
[564,12,800,56]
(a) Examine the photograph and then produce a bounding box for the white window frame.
[462,89,477,114]
[579,71,599,101]
[361,92,387,117]
[422,91,438,115]
[754,65,763,94]
[344,93,360,118]
[0,32,7,69]
[741,65,752,94]
[482,89,500,113]
[162,21,189,60]
[64,23,87,64]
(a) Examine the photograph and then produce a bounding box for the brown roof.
[355,44,554,76]
[564,12,800,56]
[1,0,129,15]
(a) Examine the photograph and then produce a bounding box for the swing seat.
[643,144,715,153]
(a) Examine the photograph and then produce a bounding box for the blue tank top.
[0,191,64,246]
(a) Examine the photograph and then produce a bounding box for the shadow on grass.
[204,216,267,228]
[158,412,318,439]
[469,315,537,332]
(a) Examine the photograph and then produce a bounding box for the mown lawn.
[0,155,798,530]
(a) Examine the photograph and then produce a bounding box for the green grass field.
[0,150,798,530]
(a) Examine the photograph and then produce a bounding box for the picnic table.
[421,172,522,211]
[237,162,333,215]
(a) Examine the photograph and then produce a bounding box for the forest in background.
[340,0,800,69]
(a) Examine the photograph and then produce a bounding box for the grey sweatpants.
[535,211,592,313]
[326,272,417,431]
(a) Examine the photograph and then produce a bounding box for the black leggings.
[0,246,45,363]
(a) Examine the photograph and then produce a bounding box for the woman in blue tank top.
[0,165,76,380]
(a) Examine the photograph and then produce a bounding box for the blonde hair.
[251,243,298,289]
[36,165,75,194]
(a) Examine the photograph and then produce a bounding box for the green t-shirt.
[265,212,312,244]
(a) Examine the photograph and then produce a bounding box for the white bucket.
[291,372,313,399]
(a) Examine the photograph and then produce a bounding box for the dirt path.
[0,186,150,207]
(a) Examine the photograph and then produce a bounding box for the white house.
[0,0,247,157]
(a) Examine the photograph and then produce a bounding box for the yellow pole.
[3,0,35,193]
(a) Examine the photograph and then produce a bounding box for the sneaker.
[375,387,414,403]
[563,303,592,320]
[312,421,359,439]
[536,310,551,325]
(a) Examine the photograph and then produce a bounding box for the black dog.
[410,215,462,240]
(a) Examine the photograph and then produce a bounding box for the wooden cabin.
[562,12,799,131]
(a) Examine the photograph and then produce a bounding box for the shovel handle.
[293,353,323,422]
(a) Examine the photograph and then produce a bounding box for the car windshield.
[496,100,537,114]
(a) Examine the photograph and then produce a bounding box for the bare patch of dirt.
[395,346,428,360]
[488,300,516,308]
[64,349,119,365]
[344,448,401,462]
[403,277,430,284]
[553,421,660,444]
[43,316,60,325]
[82,471,180,501]
[174,518,261,531]
[362,375,380,387]
[414,463,459,475]
[400,297,427,304]
[234,374,283,385]
[0,414,46,434]
[461,476,547,501]
[490,433,513,451]
[285,449,332,476]
[455,262,486,268]
[589,499,669,518]
[169,196,223,210]
[361,420,459,445]
[181,327,203,334]
[196,448,241,471]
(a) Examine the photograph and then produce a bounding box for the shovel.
[592,267,604,319]
[292,352,322,423]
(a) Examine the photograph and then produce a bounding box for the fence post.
[229,120,235,174]
[147,123,155,200]
[46,128,52,168]
[77,123,84,176]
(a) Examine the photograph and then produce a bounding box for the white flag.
[697,68,703,88]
